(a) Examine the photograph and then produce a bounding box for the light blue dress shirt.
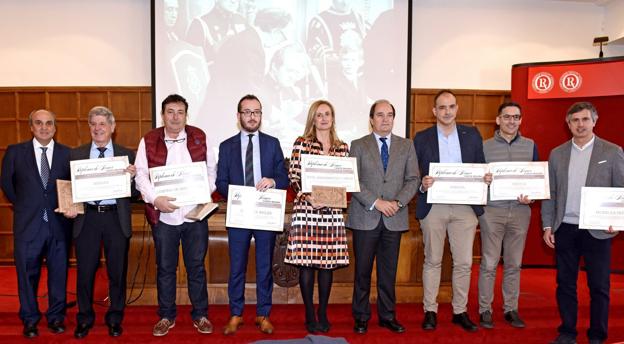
[437,124,462,163]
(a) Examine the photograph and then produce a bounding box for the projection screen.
[153,0,411,156]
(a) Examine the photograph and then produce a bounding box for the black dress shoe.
[305,321,318,334]
[74,323,92,339]
[379,318,405,333]
[452,312,478,332]
[47,320,65,334]
[316,320,331,333]
[422,311,437,330]
[23,324,38,338]
[353,320,367,334]
[108,323,123,337]
[504,310,525,328]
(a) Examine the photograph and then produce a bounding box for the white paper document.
[149,162,212,207]
[300,155,359,193]
[71,156,131,203]
[225,185,287,232]
[579,187,624,231]
[489,161,550,201]
[427,163,488,205]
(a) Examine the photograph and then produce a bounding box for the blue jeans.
[152,220,209,320]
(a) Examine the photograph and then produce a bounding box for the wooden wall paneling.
[18,92,46,120]
[49,91,79,117]
[0,92,17,118]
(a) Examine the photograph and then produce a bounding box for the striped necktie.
[245,134,255,186]
[40,147,50,222]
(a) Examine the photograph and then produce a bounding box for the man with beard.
[414,89,489,332]
[216,94,288,335]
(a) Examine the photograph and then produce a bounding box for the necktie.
[380,137,389,172]
[94,147,107,205]
[245,134,255,187]
[40,147,50,222]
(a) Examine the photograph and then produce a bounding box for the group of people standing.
[2,90,622,344]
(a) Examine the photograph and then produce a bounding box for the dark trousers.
[75,210,129,326]
[352,218,403,322]
[555,223,611,341]
[152,220,208,320]
[227,227,276,317]
[14,221,68,325]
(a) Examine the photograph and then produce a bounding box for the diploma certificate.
[225,185,287,232]
[70,156,131,203]
[427,163,488,205]
[489,161,550,201]
[149,162,212,207]
[579,187,624,231]
[300,155,359,193]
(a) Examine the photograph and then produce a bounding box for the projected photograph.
[154,0,410,155]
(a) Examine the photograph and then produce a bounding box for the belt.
[86,203,118,213]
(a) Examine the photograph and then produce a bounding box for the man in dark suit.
[1,109,72,338]
[69,106,137,339]
[542,102,624,344]
[413,89,488,332]
[347,99,420,334]
[216,94,288,335]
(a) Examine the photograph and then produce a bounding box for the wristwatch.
[396,200,404,209]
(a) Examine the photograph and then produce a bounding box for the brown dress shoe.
[255,316,274,334]
[223,316,243,335]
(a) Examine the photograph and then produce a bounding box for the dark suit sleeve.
[127,149,140,199]
[216,140,230,198]
[1,146,17,203]
[271,139,289,190]
[396,142,420,204]
[472,127,486,164]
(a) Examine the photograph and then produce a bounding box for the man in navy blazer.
[216,94,288,335]
[413,90,487,332]
[1,109,72,338]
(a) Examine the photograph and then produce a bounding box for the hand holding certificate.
[149,162,212,207]
[225,185,287,231]
[579,187,624,231]
[71,156,131,203]
[300,155,359,193]
[489,161,550,201]
[427,163,488,205]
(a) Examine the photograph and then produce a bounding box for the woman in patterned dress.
[285,100,349,333]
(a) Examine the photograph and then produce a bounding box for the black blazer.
[413,124,486,219]
[1,140,72,241]
[70,143,138,239]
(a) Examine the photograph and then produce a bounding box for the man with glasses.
[478,102,538,330]
[216,94,288,335]
[135,94,217,337]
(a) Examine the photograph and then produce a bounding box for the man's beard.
[241,119,261,132]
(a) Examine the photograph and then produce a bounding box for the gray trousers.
[420,204,477,314]
[477,205,531,314]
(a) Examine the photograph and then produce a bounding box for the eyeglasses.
[499,114,522,121]
[164,138,186,143]
[239,110,262,118]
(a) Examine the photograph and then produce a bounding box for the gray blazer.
[541,136,624,239]
[346,133,420,231]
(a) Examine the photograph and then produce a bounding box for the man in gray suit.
[542,102,624,344]
[347,99,420,334]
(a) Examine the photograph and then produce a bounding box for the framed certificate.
[579,187,624,231]
[300,155,359,193]
[225,185,287,232]
[427,163,488,205]
[70,156,131,203]
[489,161,550,201]
[149,162,212,207]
